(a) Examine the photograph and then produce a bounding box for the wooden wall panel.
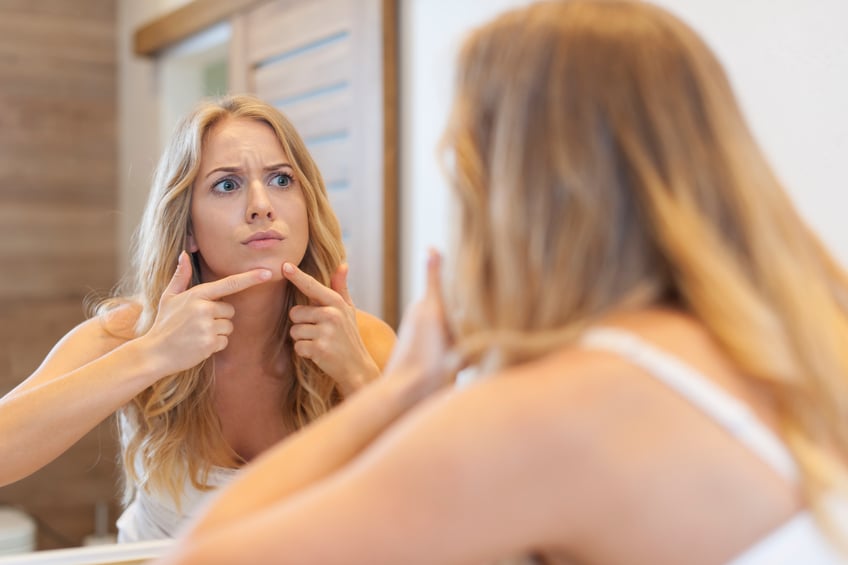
[307,137,352,186]
[244,0,352,65]
[252,36,352,103]
[276,87,351,140]
[0,0,119,550]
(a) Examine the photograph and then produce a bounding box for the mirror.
[0,0,397,555]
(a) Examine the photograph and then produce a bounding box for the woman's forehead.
[199,117,289,168]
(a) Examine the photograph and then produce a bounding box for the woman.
[0,95,396,541]
[158,2,847,563]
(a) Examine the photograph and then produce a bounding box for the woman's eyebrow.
[204,166,241,179]
[204,163,293,179]
[264,163,293,171]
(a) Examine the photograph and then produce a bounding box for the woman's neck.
[215,281,290,370]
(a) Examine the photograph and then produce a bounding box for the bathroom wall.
[0,0,120,549]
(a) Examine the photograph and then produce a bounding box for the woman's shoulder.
[367,346,631,552]
[354,309,397,369]
[66,301,142,353]
[98,301,144,340]
[457,344,640,433]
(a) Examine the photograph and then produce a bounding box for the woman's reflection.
[0,95,396,542]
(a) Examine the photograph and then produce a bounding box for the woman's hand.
[283,262,380,396]
[384,249,460,398]
[140,251,272,377]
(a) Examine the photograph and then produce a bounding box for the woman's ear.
[186,229,199,253]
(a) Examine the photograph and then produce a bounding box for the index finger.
[282,263,342,306]
[425,248,444,301]
[194,268,272,300]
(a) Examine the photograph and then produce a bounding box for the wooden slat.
[0,298,89,387]
[134,0,263,56]
[253,36,352,103]
[0,204,115,256]
[0,256,116,301]
[0,0,115,22]
[275,87,351,141]
[0,159,117,207]
[0,207,115,300]
[0,56,115,100]
[306,136,352,187]
[245,0,353,66]
[228,13,249,93]
[0,95,115,153]
[0,12,114,65]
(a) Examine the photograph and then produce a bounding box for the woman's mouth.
[242,230,284,249]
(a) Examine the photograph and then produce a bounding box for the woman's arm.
[0,313,162,487]
[0,253,272,486]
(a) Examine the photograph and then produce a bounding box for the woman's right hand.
[384,249,461,398]
[139,252,272,376]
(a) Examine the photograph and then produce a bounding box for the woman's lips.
[245,238,281,249]
[242,230,284,249]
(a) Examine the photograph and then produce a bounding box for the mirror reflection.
[0,0,396,556]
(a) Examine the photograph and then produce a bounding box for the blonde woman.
[0,95,396,540]
[157,1,847,564]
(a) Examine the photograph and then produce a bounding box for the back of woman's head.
[447,0,767,344]
[445,0,848,529]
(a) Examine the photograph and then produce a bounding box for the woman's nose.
[246,183,275,222]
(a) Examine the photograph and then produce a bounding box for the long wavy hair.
[105,95,345,506]
[443,0,848,540]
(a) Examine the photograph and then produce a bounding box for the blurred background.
[0,0,846,552]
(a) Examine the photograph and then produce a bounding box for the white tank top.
[115,412,240,542]
[116,465,239,542]
[581,328,847,564]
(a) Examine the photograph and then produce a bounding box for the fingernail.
[283,263,295,275]
[259,269,272,280]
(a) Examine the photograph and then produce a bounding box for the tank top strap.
[580,327,798,482]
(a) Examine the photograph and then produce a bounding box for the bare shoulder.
[368,321,795,562]
[98,301,143,340]
[354,309,397,369]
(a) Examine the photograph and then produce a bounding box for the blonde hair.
[106,95,345,505]
[444,0,848,538]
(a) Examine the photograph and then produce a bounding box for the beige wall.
[0,0,119,549]
[400,0,848,306]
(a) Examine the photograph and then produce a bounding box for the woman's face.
[188,117,309,283]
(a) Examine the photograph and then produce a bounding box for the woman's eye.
[212,178,238,193]
[273,173,293,188]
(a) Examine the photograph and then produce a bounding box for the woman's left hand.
[283,262,380,397]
